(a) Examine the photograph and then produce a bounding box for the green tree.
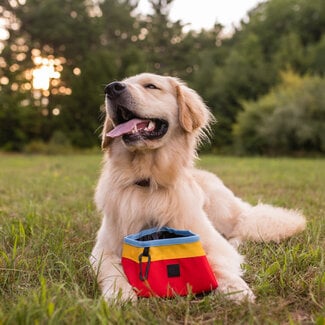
[137,0,187,75]
[206,0,325,150]
[0,0,140,149]
[234,72,325,154]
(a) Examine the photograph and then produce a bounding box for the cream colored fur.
[90,73,306,303]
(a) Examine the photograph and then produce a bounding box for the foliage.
[234,71,325,155]
[0,154,324,323]
[0,0,324,154]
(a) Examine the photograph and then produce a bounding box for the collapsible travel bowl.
[121,227,218,298]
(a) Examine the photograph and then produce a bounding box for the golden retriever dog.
[90,73,306,303]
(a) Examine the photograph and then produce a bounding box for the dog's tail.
[229,203,306,243]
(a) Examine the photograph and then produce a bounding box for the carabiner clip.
[138,247,151,281]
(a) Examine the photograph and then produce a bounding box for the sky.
[136,0,266,33]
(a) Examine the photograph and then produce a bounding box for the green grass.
[0,154,324,324]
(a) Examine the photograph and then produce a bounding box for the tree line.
[0,0,324,154]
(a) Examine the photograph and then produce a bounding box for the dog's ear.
[176,84,211,132]
[101,115,114,150]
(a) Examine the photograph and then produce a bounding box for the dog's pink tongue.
[106,118,145,138]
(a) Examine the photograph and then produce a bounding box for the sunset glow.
[32,57,60,90]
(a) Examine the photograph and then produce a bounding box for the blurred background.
[0,0,324,155]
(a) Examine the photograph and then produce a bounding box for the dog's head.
[101,73,213,151]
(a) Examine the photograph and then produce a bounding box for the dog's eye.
[144,83,159,90]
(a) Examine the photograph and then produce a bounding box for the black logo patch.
[167,264,180,277]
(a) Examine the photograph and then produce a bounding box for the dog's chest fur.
[97,165,204,237]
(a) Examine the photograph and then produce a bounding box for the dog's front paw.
[217,276,255,303]
[102,280,137,303]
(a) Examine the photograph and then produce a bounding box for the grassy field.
[0,154,324,324]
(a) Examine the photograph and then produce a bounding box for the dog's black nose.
[104,82,126,100]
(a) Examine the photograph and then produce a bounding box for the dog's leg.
[89,220,136,302]
[195,169,306,245]
[90,251,136,302]
[201,227,256,303]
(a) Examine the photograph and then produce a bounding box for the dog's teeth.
[147,121,155,131]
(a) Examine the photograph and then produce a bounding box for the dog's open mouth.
[106,106,169,143]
